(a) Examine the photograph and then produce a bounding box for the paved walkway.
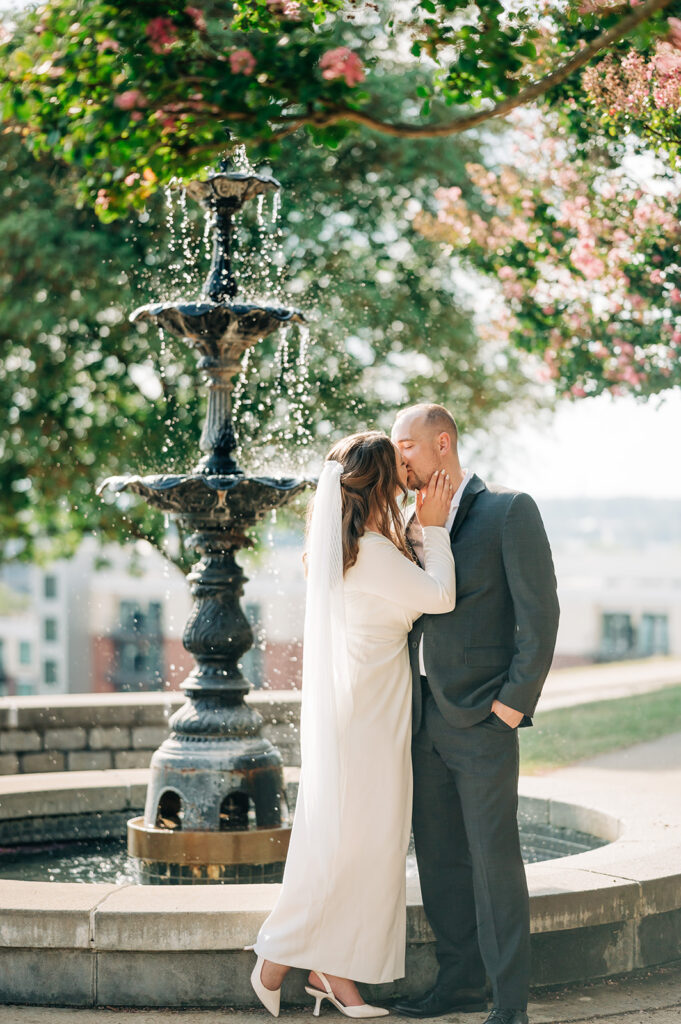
[538,655,681,712]
[0,959,680,1022]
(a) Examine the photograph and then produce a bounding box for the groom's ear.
[437,431,451,455]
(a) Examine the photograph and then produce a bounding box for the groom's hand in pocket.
[490,699,524,729]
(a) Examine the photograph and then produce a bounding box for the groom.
[391,404,559,1024]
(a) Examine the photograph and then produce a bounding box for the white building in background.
[553,546,681,666]
[0,528,307,698]
[2,517,679,697]
[0,538,193,697]
[240,527,306,690]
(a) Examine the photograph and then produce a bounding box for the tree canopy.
[1,1,677,216]
[0,63,537,569]
[1,0,680,573]
[3,2,681,399]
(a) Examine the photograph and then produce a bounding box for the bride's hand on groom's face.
[416,469,454,528]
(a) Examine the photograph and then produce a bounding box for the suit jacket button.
[411,641,417,648]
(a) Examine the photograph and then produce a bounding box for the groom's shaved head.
[391,404,461,491]
[394,404,458,445]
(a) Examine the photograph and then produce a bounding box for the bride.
[250,431,456,1017]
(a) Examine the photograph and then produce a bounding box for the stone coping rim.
[0,768,621,842]
[0,690,300,711]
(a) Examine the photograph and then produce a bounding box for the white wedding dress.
[253,524,455,984]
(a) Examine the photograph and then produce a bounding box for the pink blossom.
[97,38,120,54]
[571,237,605,279]
[650,269,665,284]
[146,16,178,53]
[618,365,644,386]
[96,189,110,210]
[320,47,365,87]
[670,287,681,304]
[114,89,147,110]
[570,384,587,398]
[542,350,560,379]
[185,6,206,31]
[653,41,681,77]
[435,186,462,204]
[230,49,256,75]
[669,17,681,51]
[267,0,301,16]
[124,172,140,186]
[672,331,681,345]
[651,42,681,108]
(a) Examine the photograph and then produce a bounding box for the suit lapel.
[450,473,486,540]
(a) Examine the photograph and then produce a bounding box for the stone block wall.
[0,691,302,775]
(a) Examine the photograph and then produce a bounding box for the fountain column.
[99,158,309,882]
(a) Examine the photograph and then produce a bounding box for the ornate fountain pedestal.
[99,158,309,883]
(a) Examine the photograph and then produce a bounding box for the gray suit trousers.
[412,686,530,1010]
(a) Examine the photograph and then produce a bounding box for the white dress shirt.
[407,468,472,675]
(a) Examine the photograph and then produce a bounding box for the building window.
[44,618,58,642]
[639,614,669,657]
[600,613,635,660]
[148,601,162,630]
[19,641,32,665]
[44,575,58,599]
[111,600,164,692]
[44,659,58,685]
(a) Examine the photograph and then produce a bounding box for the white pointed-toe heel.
[305,971,389,1018]
[250,954,281,1017]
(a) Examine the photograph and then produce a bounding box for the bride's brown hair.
[323,431,412,574]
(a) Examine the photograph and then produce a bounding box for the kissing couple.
[248,403,559,1024]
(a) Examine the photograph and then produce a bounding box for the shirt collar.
[445,467,472,530]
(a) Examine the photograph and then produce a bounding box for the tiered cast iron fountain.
[98,155,309,883]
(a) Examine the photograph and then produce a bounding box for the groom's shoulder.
[475,478,519,502]
[475,479,538,513]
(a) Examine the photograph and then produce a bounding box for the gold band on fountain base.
[127,816,291,884]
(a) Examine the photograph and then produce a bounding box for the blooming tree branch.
[273,0,676,141]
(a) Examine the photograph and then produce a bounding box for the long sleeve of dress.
[348,526,455,614]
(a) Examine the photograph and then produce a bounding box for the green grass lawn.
[519,684,681,774]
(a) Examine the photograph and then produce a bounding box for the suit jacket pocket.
[464,645,514,667]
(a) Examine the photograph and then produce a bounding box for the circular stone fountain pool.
[1,697,679,1008]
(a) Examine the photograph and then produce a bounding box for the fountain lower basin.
[0,761,679,1006]
[0,810,605,886]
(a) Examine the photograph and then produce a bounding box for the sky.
[473,390,681,500]
[1,0,679,501]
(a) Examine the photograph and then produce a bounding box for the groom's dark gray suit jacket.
[409,474,560,734]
